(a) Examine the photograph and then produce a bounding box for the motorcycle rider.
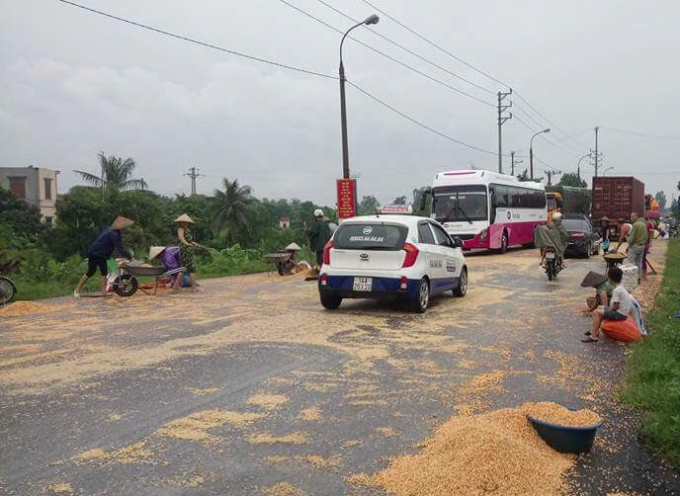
[537,212,569,267]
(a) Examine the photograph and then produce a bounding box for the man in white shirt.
[583,267,631,343]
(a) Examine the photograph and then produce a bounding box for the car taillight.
[402,243,419,268]
[400,276,408,290]
[322,240,332,265]
[320,274,328,286]
[572,233,585,238]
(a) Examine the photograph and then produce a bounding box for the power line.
[513,91,588,148]
[360,0,510,88]
[275,0,495,108]
[513,106,583,156]
[346,79,503,156]
[600,126,680,141]
[58,0,337,80]
[312,0,495,96]
[513,114,580,159]
[360,1,589,151]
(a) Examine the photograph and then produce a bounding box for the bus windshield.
[433,185,488,223]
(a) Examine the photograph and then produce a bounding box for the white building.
[0,166,59,224]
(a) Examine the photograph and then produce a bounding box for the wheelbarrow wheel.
[114,274,138,297]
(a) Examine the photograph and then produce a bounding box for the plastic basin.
[527,415,602,453]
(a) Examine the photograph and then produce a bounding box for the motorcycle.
[0,260,19,305]
[544,247,563,281]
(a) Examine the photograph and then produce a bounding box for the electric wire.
[600,126,680,141]
[276,0,495,108]
[58,0,338,80]
[360,0,590,151]
[513,105,584,156]
[346,79,505,156]
[312,0,496,95]
[360,0,510,88]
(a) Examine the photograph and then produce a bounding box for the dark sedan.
[562,215,600,258]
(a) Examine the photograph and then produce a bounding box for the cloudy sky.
[2,0,679,207]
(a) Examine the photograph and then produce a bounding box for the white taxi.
[318,215,468,313]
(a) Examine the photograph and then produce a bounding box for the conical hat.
[174,213,195,224]
[111,216,134,230]
[149,246,165,260]
[285,242,302,251]
[580,271,608,288]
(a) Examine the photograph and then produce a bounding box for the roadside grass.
[621,238,680,468]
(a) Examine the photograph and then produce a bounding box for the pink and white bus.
[428,170,547,253]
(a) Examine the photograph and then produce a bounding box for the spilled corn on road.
[1,246,679,495]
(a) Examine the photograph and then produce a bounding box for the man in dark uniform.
[306,209,332,269]
[74,216,134,297]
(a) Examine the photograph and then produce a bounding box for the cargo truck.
[591,176,645,237]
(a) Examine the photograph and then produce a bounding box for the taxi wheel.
[320,291,342,310]
[411,278,430,313]
[453,267,468,297]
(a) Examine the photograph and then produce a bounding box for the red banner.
[336,178,357,219]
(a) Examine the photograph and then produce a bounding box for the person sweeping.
[74,216,134,298]
[174,214,201,292]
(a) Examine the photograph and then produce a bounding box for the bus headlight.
[479,228,488,240]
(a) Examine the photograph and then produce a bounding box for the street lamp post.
[577,153,591,182]
[339,14,379,179]
[529,128,550,180]
[602,166,614,176]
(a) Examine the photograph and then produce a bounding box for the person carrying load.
[534,212,569,267]
[74,216,134,298]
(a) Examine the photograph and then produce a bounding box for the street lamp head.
[543,128,551,133]
[363,14,380,25]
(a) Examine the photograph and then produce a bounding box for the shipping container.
[591,177,645,221]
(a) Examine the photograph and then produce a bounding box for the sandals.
[581,336,598,343]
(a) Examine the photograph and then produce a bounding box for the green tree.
[558,173,587,188]
[392,196,408,205]
[412,187,430,215]
[211,178,254,243]
[74,152,147,191]
[358,195,380,215]
[655,191,668,212]
[0,187,46,245]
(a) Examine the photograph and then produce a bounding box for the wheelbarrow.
[111,262,186,297]
[264,251,295,276]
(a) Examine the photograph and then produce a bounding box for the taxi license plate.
[546,252,556,259]
[353,277,373,292]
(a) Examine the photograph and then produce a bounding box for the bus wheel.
[497,232,508,254]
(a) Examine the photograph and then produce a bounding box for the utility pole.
[184,167,203,196]
[510,151,523,176]
[497,89,512,174]
[545,169,563,186]
[593,126,600,177]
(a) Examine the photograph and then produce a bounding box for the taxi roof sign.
[380,204,413,214]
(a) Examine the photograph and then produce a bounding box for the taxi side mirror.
[452,236,463,248]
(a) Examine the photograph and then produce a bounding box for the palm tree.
[211,178,254,242]
[74,152,147,191]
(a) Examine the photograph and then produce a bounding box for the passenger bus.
[426,170,547,253]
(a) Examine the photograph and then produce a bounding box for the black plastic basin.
[527,414,602,454]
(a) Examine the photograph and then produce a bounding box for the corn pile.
[0,301,51,317]
[350,403,585,496]
[525,402,601,427]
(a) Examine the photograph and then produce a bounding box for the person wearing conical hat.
[174,214,199,292]
[149,246,182,287]
[580,271,613,314]
[74,216,134,298]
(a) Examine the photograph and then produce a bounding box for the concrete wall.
[0,166,59,224]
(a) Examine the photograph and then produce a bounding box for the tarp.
[534,223,568,256]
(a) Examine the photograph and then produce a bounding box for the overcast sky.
[2,0,679,207]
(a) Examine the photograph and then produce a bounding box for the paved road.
[1,247,678,496]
